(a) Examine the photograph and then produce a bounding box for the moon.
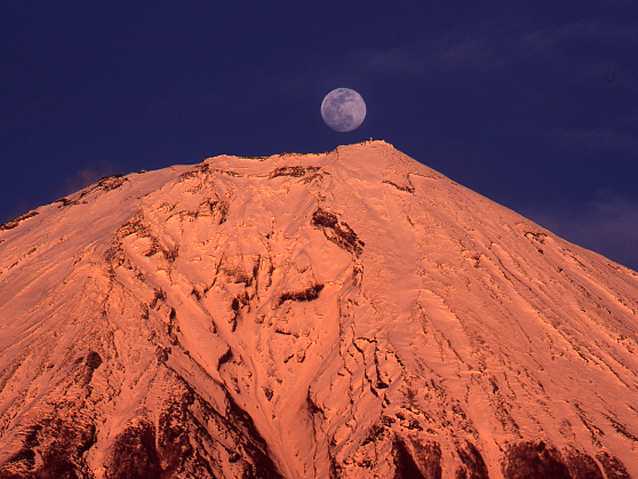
[321,88,366,132]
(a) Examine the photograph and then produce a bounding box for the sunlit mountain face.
[0,141,636,478]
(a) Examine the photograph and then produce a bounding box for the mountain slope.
[0,141,636,478]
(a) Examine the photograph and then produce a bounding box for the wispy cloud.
[549,127,638,154]
[1,163,121,223]
[522,20,638,51]
[61,163,118,197]
[361,47,428,75]
[529,193,638,270]
[357,19,638,77]
[437,37,503,70]
[359,33,504,76]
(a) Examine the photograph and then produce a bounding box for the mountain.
[0,141,637,479]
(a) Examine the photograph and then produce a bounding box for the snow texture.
[0,141,637,478]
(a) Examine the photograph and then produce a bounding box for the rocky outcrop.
[0,210,38,231]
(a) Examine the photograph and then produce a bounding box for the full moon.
[321,88,366,132]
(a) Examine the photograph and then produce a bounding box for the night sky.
[2,2,637,270]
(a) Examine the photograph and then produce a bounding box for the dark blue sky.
[2,2,637,269]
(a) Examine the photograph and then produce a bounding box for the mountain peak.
[0,144,636,478]
[203,138,396,164]
[336,138,397,150]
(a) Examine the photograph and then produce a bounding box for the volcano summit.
[0,141,637,478]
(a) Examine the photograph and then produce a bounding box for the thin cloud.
[522,21,638,51]
[528,194,638,270]
[436,36,504,70]
[61,163,119,197]
[362,47,428,75]
[549,128,638,154]
[360,33,504,75]
[358,19,638,77]
[1,164,121,223]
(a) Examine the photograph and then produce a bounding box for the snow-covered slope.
[0,141,636,478]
